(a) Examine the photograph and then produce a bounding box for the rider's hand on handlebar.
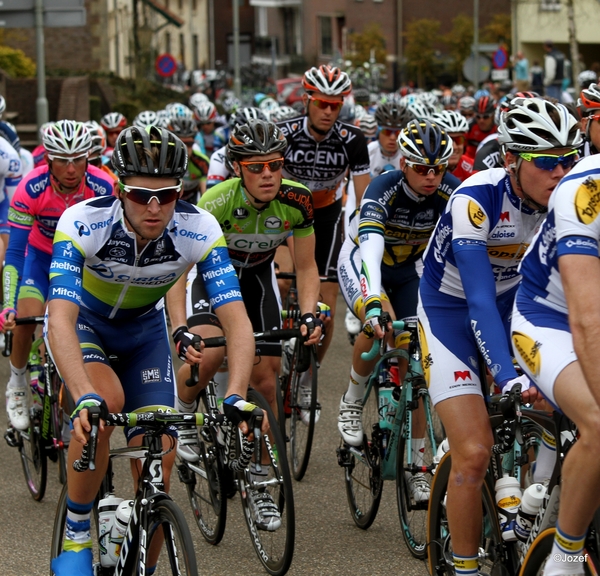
[172,326,204,365]
[362,306,391,340]
[299,312,323,346]
[223,394,270,436]
[499,374,539,404]
[0,307,16,333]
[70,393,109,444]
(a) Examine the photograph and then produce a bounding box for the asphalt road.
[0,295,431,576]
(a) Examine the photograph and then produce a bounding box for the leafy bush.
[0,46,36,78]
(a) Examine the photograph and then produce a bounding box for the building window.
[319,16,333,57]
[540,0,561,10]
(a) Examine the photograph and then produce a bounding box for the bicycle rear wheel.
[287,341,318,481]
[427,452,509,575]
[339,381,383,530]
[18,407,47,501]
[238,388,295,576]
[396,393,436,559]
[49,371,68,485]
[145,498,198,575]
[178,388,227,545]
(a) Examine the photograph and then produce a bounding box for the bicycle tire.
[238,388,295,576]
[287,341,318,481]
[18,408,47,501]
[427,452,506,576]
[178,388,227,545]
[51,372,68,485]
[341,381,383,530]
[396,392,436,559]
[144,497,199,575]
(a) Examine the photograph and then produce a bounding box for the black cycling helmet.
[113,125,188,180]
[230,107,267,130]
[475,95,497,116]
[375,102,414,129]
[227,119,287,160]
[397,119,453,165]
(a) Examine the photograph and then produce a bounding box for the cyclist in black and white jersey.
[277,65,371,364]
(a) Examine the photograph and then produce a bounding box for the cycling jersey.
[0,120,20,152]
[368,140,402,177]
[198,177,314,268]
[212,125,231,151]
[3,164,114,309]
[451,154,476,182]
[474,135,502,170]
[419,168,546,398]
[277,116,370,209]
[182,144,209,202]
[0,137,23,233]
[465,121,497,159]
[206,145,230,189]
[352,169,459,313]
[48,195,241,321]
[32,144,46,168]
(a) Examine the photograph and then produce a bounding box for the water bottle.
[98,494,124,567]
[515,483,547,542]
[378,367,397,430]
[107,499,134,565]
[495,475,522,541]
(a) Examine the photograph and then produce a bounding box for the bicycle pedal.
[336,446,351,467]
[3,428,19,448]
[177,463,195,485]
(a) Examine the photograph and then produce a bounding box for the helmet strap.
[48,164,86,196]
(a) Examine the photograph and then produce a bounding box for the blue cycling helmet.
[397,119,453,165]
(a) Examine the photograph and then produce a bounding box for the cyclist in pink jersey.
[1,120,114,431]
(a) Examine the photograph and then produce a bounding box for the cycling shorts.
[418,278,516,406]
[187,260,282,356]
[314,198,343,277]
[69,305,177,441]
[18,245,51,303]
[511,294,575,409]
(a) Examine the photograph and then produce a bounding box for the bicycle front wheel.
[145,498,198,576]
[238,388,295,576]
[427,452,506,576]
[340,382,383,530]
[18,408,47,501]
[396,394,436,559]
[287,341,318,481]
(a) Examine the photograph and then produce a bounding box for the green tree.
[443,14,473,84]
[404,19,440,88]
[0,46,36,77]
[348,23,387,67]
[481,13,511,48]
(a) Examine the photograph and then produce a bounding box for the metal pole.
[567,0,581,94]
[473,0,479,88]
[208,0,215,69]
[271,36,277,84]
[233,0,241,98]
[35,0,48,133]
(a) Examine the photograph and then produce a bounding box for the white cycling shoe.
[6,386,30,431]
[337,393,364,446]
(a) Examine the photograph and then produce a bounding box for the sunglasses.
[406,161,447,176]
[450,135,466,146]
[519,150,578,171]
[380,128,401,137]
[476,114,492,120]
[239,158,284,174]
[309,97,343,112]
[119,182,182,205]
[48,153,88,168]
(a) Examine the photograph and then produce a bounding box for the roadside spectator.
[530,60,544,94]
[543,40,566,101]
[513,51,530,91]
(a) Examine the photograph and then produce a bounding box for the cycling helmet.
[353,88,370,105]
[406,100,435,121]
[189,92,209,109]
[302,65,352,96]
[38,121,54,141]
[269,106,298,123]
[0,95,5,118]
[220,95,241,116]
[84,121,107,159]
[113,125,188,179]
[230,107,267,130]
[458,96,476,112]
[579,83,600,114]
[578,70,598,90]
[43,120,91,155]
[474,88,490,100]
[338,102,356,124]
[442,94,458,109]
[451,84,466,96]
[358,114,378,139]
[498,97,582,152]
[475,95,496,116]
[155,109,170,129]
[397,119,453,165]
[258,97,279,113]
[100,112,127,131]
[168,114,197,139]
[193,101,218,124]
[430,110,469,134]
[169,103,194,119]
[227,119,287,160]
[375,102,414,129]
[133,110,159,129]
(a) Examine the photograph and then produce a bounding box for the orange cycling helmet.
[302,65,352,96]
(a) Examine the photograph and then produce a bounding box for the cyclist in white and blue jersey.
[511,153,600,576]
[418,97,581,576]
[49,125,261,576]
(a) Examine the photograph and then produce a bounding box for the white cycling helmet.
[43,120,91,155]
[430,110,469,134]
[0,95,6,118]
[269,105,298,123]
[133,110,159,129]
[398,119,453,165]
[458,96,476,112]
[358,114,378,139]
[406,100,435,121]
[302,65,352,96]
[193,101,218,124]
[189,92,209,109]
[84,121,107,159]
[498,97,582,152]
[100,112,127,131]
[258,97,280,113]
[155,109,171,129]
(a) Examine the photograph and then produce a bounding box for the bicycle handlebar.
[360,319,416,361]
[2,315,45,357]
[276,271,339,283]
